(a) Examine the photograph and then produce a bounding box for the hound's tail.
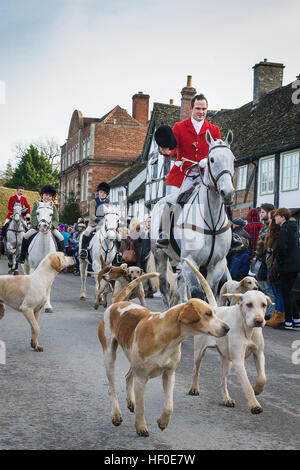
[114,272,160,303]
[182,258,217,308]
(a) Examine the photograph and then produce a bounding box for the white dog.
[219,276,260,306]
[184,258,272,414]
[0,252,73,351]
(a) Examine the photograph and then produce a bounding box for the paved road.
[0,260,299,450]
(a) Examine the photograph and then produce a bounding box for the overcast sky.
[0,0,299,170]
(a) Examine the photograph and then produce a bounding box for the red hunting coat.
[6,194,31,220]
[164,118,221,187]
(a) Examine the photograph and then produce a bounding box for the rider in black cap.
[79,182,110,259]
[17,185,65,263]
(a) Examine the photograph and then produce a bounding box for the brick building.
[59,92,149,217]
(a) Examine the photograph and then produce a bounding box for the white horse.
[151,130,235,308]
[5,203,26,274]
[79,204,119,302]
[23,201,57,312]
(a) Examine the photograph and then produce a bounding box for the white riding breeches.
[24,228,64,241]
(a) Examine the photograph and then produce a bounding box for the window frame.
[281,150,300,192]
[236,164,248,190]
[260,156,275,195]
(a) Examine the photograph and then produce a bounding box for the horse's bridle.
[206,145,234,191]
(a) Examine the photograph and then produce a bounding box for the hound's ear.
[225,130,233,147]
[206,129,215,147]
[140,269,144,275]
[223,293,243,304]
[178,301,200,324]
[266,296,275,306]
[50,253,62,272]
[255,279,260,289]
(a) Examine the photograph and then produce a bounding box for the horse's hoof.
[93,304,99,310]
[80,296,86,301]
[45,308,53,313]
[14,271,19,275]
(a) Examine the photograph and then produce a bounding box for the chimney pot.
[180,75,196,121]
[132,92,150,126]
[252,60,285,104]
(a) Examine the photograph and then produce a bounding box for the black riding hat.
[96,182,110,194]
[154,124,177,150]
[40,184,57,196]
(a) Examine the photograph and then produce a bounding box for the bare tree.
[12,137,61,168]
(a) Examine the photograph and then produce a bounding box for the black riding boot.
[16,237,30,264]
[80,234,90,259]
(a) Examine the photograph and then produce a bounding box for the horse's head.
[36,201,54,233]
[102,205,119,241]
[12,203,22,222]
[205,129,235,205]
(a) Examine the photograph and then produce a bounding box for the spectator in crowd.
[254,203,275,319]
[244,208,263,263]
[58,224,70,254]
[74,217,85,232]
[141,216,154,298]
[122,219,143,267]
[72,222,86,274]
[66,226,75,257]
[264,210,285,327]
[226,218,250,270]
[229,237,250,281]
[273,208,300,330]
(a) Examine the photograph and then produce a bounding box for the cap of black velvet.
[154,124,177,150]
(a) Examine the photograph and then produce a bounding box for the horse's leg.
[180,257,204,300]
[206,258,227,300]
[80,259,88,300]
[154,247,170,309]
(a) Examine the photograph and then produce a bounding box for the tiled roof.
[208,82,300,161]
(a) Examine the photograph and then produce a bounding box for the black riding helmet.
[96,182,110,195]
[40,184,57,197]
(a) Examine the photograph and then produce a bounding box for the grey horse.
[4,203,26,275]
[151,129,235,309]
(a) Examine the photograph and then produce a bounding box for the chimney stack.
[132,92,150,126]
[180,75,196,121]
[253,59,285,104]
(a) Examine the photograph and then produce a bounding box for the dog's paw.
[157,417,169,431]
[136,426,149,437]
[127,400,135,413]
[30,340,43,352]
[188,387,200,396]
[250,405,263,414]
[112,414,123,426]
[223,398,236,407]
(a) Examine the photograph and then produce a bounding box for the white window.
[81,173,85,201]
[260,157,275,195]
[83,140,86,159]
[281,151,299,191]
[236,165,247,190]
[76,144,79,162]
[72,147,75,165]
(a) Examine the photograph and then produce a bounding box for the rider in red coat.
[155,94,221,247]
[2,186,31,238]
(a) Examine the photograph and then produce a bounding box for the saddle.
[176,186,196,205]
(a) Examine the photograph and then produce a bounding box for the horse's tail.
[114,273,160,303]
[182,258,217,307]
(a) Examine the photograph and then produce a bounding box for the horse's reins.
[178,145,233,268]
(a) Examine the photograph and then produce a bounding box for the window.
[281,151,299,191]
[72,147,75,165]
[87,136,90,157]
[260,157,274,195]
[150,154,158,180]
[76,144,79,162]
[83,140,86,159]
[236,165,247,190]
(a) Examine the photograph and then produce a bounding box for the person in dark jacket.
[244,208,263,263]
[273,208,300,330]
[229,237,250,281]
